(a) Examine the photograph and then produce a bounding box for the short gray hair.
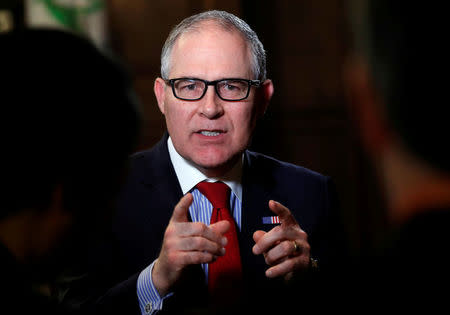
[160,10,267,81]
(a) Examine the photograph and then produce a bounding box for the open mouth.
[199,130,223,136]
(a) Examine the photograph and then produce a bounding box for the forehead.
[169,21,253,79]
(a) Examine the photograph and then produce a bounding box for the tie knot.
[196,181,230,209]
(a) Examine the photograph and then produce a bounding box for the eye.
[177,80,200,91]
[220,80,246,92]
[224,83,238,90]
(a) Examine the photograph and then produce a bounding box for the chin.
[194,155,240,176]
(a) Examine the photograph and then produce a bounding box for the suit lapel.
[240,150,276,283]
[140,134,207,291]
[139,134,183,207]
[114,134,185,273]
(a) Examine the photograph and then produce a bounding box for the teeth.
[201,131,221,136]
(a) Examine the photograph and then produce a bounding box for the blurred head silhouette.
[0,28,140,285]
[343,2,450,310]
[345,1,450,224]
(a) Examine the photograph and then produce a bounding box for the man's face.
[155,22,272,176]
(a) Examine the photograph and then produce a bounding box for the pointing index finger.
[268,200,297,226]
[170,193,193,223]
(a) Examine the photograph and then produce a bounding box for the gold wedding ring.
[292,240,300,253]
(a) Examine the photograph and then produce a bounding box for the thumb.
[170,193,193,223]
[210,220,230,236]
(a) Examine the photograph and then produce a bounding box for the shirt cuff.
[137,260,173,315]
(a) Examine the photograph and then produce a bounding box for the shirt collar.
[167,137,243,201]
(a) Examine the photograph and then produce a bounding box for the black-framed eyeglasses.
[165,78,261,101]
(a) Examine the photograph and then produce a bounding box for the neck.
[200,158,239,178]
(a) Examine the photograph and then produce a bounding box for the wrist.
[152,259,171,297]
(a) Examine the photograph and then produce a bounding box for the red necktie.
[195,181,242,303]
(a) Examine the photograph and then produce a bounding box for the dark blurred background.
[0,0,386,259]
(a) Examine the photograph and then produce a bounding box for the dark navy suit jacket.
[92,134,342,314]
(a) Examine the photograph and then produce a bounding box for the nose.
[199,86,224,119]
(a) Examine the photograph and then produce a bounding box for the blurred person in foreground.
[344,0,450,311]
[0,28,140,314]
[82,9,345,315]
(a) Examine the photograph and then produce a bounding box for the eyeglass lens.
[172,79,249,100]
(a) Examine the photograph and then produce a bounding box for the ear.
[256,79,274,118]
[154,77,167,115]
[344,58,391,157]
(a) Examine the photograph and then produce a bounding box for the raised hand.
[252,200,310,280]
[152,193,230,296]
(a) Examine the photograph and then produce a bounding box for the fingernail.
[220,247,226,255]
[221,237,227,246]
[252,245,259,254]
[266,269,273,277]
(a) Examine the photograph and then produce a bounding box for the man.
[90,10,342,315]
[344,1,450,311]
[0,28,140,314]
